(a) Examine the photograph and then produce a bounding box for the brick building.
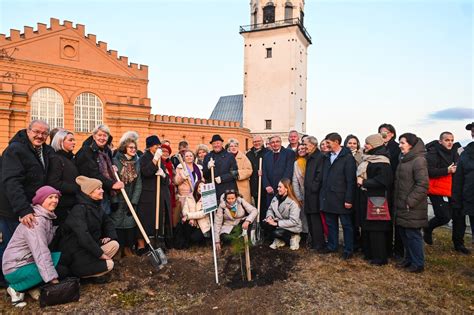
[0,18,251,152]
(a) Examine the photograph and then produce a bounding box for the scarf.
[357,154,391,181]
[120,157,138,185]
[97,150,115,182]
[296,156,306,175]
[185,163,202,189]
[226,201,238,218]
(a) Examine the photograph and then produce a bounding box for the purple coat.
[2,205,58,283]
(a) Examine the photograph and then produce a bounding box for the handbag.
[366,196,391,221]
[39,277,80,307]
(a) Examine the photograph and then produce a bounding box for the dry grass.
[1,229,473,313]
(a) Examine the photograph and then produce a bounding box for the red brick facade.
[0,18,251,152]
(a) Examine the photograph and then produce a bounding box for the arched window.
[263,3,275,24]
[30,88,64,128]
[285,2,293,21]
[74,92,103,132]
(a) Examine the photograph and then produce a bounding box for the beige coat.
[181,196,211,234]
[174,163,203,207]
[266,196,302,234]
[234,151,253,203]
[214,197,258,242]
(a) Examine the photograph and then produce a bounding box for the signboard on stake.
[201,182,219,284]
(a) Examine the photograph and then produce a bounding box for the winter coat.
[214,197,258,242]
[320,147,357,215]
[246,147,269,200]
[394,139,429,229]
[386,139,401,175]
[47,150,80,217]
[266,196,302,234]
[0,129,53,219]
[293,158,305,202]
[425,140,459,197]
[203,149,238,201]
[2,205,58,283]
[234,151,253,203]
[75,136,116,193]
[181,196,211,234]
[110,152,142,229]
[262,148,296,191]
[138,150,173,237]
[58,192,118,277]
[304,150,324,214]
[174,163,203,199]
[452,142,474,216]
[356,146,393,231]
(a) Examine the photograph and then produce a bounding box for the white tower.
[240,0,311,141]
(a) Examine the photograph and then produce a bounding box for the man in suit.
[262,135,296,208]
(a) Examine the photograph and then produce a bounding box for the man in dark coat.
[320,133,357,259]
[262,135,296,207]
[423,132,468,254]
[0,120,53,287]
[138,136,173,249]
[203,134,238,201]
[452,122,474,255]
[303,136,327,252]
[287,130,300,152]
[246,135,269,220]
[378,123,403,258]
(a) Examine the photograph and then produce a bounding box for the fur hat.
[32,186,61,206]
[365,133,385,149]
[146,135,161,148]
[76,176,102,195]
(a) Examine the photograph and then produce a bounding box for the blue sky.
[1,0,472,144]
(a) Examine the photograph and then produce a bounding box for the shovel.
[241,228,252,281]
[114,172,167,268]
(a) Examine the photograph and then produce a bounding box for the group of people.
[0,119,473,307]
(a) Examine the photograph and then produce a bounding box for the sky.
[0,0,472,144]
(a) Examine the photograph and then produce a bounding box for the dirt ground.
[1,229,473,313]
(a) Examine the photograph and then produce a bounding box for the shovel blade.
[155,247,168,265]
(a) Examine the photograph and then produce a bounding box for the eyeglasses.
[127,146,137,150]
[29,129,49,137]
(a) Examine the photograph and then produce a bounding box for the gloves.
[215,176,222,184]
[156,168,166,178]
[153,148,162,161]
[207,159,215,169]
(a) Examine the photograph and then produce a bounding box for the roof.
[209,94,243,126]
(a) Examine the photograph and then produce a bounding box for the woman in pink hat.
[2,186,66,307]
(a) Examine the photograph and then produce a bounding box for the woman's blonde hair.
[280,178,301,208]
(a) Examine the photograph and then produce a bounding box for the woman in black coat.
[75,125,124,214]
[356,134,393,265]
[303,136,326,252]
[58,176,119,278]
[138,137,173,252]
[47,130,80,225]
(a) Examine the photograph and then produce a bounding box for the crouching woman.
[58,176,119,279]
[181,180,211,244]
[2,186,66,307]
[265,178,303,250]
[214,190,258,252]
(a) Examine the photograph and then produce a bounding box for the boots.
[290,234,301,250]
[7,287,26,308]
[269,238,285,249]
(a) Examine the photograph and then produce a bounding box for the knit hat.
[146,135,161,148]
[365,133,385,149]
[160,143,172,154]
[32,186,61,206]
[76,176,102,195]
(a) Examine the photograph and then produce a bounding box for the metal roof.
[209,94,243,126]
